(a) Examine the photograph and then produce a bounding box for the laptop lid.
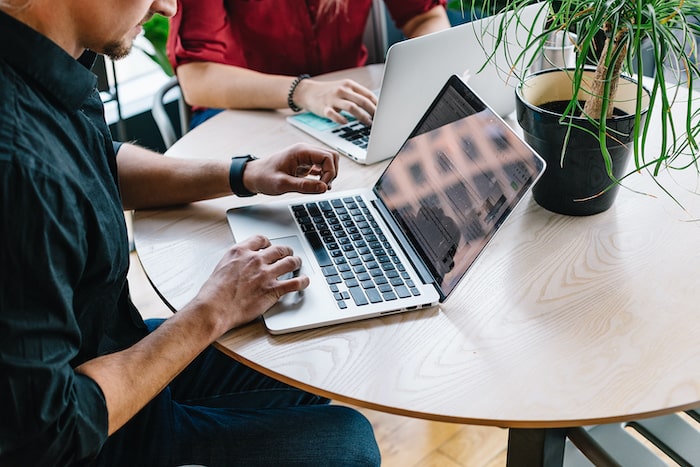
[372,74,545,301]
[366,3,545,165]
[286,4,545,166]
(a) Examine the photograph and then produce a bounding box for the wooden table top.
[133,64,700,428]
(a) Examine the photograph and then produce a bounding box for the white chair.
[362,0,389,64]
[151,76,191,149]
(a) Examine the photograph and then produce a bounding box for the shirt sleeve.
[168,0,245,70]
[384,0,447,31]
[0,160,109,466]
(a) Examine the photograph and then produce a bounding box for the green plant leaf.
[136,13,173,76]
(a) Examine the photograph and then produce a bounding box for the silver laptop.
[286,4,545,165]
[229,75,545,334]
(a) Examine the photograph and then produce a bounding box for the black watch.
[229,155,257,197]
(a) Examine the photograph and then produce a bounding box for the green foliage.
[136,13,173,77]
[461,0,700,183]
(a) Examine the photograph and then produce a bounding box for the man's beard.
[103,40,132,60]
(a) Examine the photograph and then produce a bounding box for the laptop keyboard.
[291,195,422,309]
[332,122,371,149]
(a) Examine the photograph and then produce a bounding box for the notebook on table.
[286,4,545,165]
[228,75,546,334]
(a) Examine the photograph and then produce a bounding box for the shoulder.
[0,60,83,188]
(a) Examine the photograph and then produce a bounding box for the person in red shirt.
[167,0,449,128]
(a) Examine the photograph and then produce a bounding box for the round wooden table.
[133,64,700,464]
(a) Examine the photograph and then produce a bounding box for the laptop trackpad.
[264,236,335,333]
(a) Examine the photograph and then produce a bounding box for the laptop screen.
[374,75,544,298]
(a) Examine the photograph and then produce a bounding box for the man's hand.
[193,235,309,331]
[293,78,378,126]
[243,143,340,196]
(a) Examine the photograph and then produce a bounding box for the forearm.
[401,5,451,38]
[178,62,296,110]
[116,143,231,210]
[75,304,226,435]
[74,230,306,435]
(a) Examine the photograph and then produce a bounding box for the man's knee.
[317,405,381,466]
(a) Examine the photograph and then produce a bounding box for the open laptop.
[286,4,545,165]
[228,75,545,334]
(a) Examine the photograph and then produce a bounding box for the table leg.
[506,428,568,467]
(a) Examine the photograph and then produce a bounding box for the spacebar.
[304,231,332,267]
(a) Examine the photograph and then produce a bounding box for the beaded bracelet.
[287,74,310,112]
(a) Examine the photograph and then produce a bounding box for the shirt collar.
[0,9,97,112]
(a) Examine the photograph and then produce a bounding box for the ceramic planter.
[515,69,650,215]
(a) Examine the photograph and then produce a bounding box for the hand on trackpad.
[269,235,311,304]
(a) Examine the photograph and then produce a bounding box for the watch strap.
[229,155,257,197]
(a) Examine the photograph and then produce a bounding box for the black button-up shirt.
[0,10,147,466]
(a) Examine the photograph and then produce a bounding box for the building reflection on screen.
[376,110,536,294]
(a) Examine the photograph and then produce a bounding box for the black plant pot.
[516,69,650,216]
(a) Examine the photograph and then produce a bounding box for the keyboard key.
[366,288,383,303]
[348,286,368,306]
[326,275,342,285]
[306,203,321,217]
[374,276,388,285]
[382,291,397,301]
[389,277,404,287]
[361,280,375,289]
[395,285,411,298]
[304,231,331,267]
[341,271,355,280]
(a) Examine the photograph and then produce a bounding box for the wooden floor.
[127,248,509,466]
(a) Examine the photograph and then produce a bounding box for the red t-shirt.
[168,0,446,76]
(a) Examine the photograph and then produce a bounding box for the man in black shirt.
[0,1,380,466]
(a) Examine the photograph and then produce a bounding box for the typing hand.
[294,78,377,126]
[194,235,309,330]
[243,143,340,195]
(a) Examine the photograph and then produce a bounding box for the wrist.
[287,74,310,112]
[229,155,258,197]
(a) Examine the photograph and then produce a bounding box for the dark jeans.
[189,108,224,130]
[95,319,380,466]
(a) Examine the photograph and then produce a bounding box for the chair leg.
[566,427,621,467]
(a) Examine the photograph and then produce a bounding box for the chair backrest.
[362,0,389,64]
[151,76,191,149]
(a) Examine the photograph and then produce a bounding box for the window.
[101,35,171,125]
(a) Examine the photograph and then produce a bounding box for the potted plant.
[457,0,700,215]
